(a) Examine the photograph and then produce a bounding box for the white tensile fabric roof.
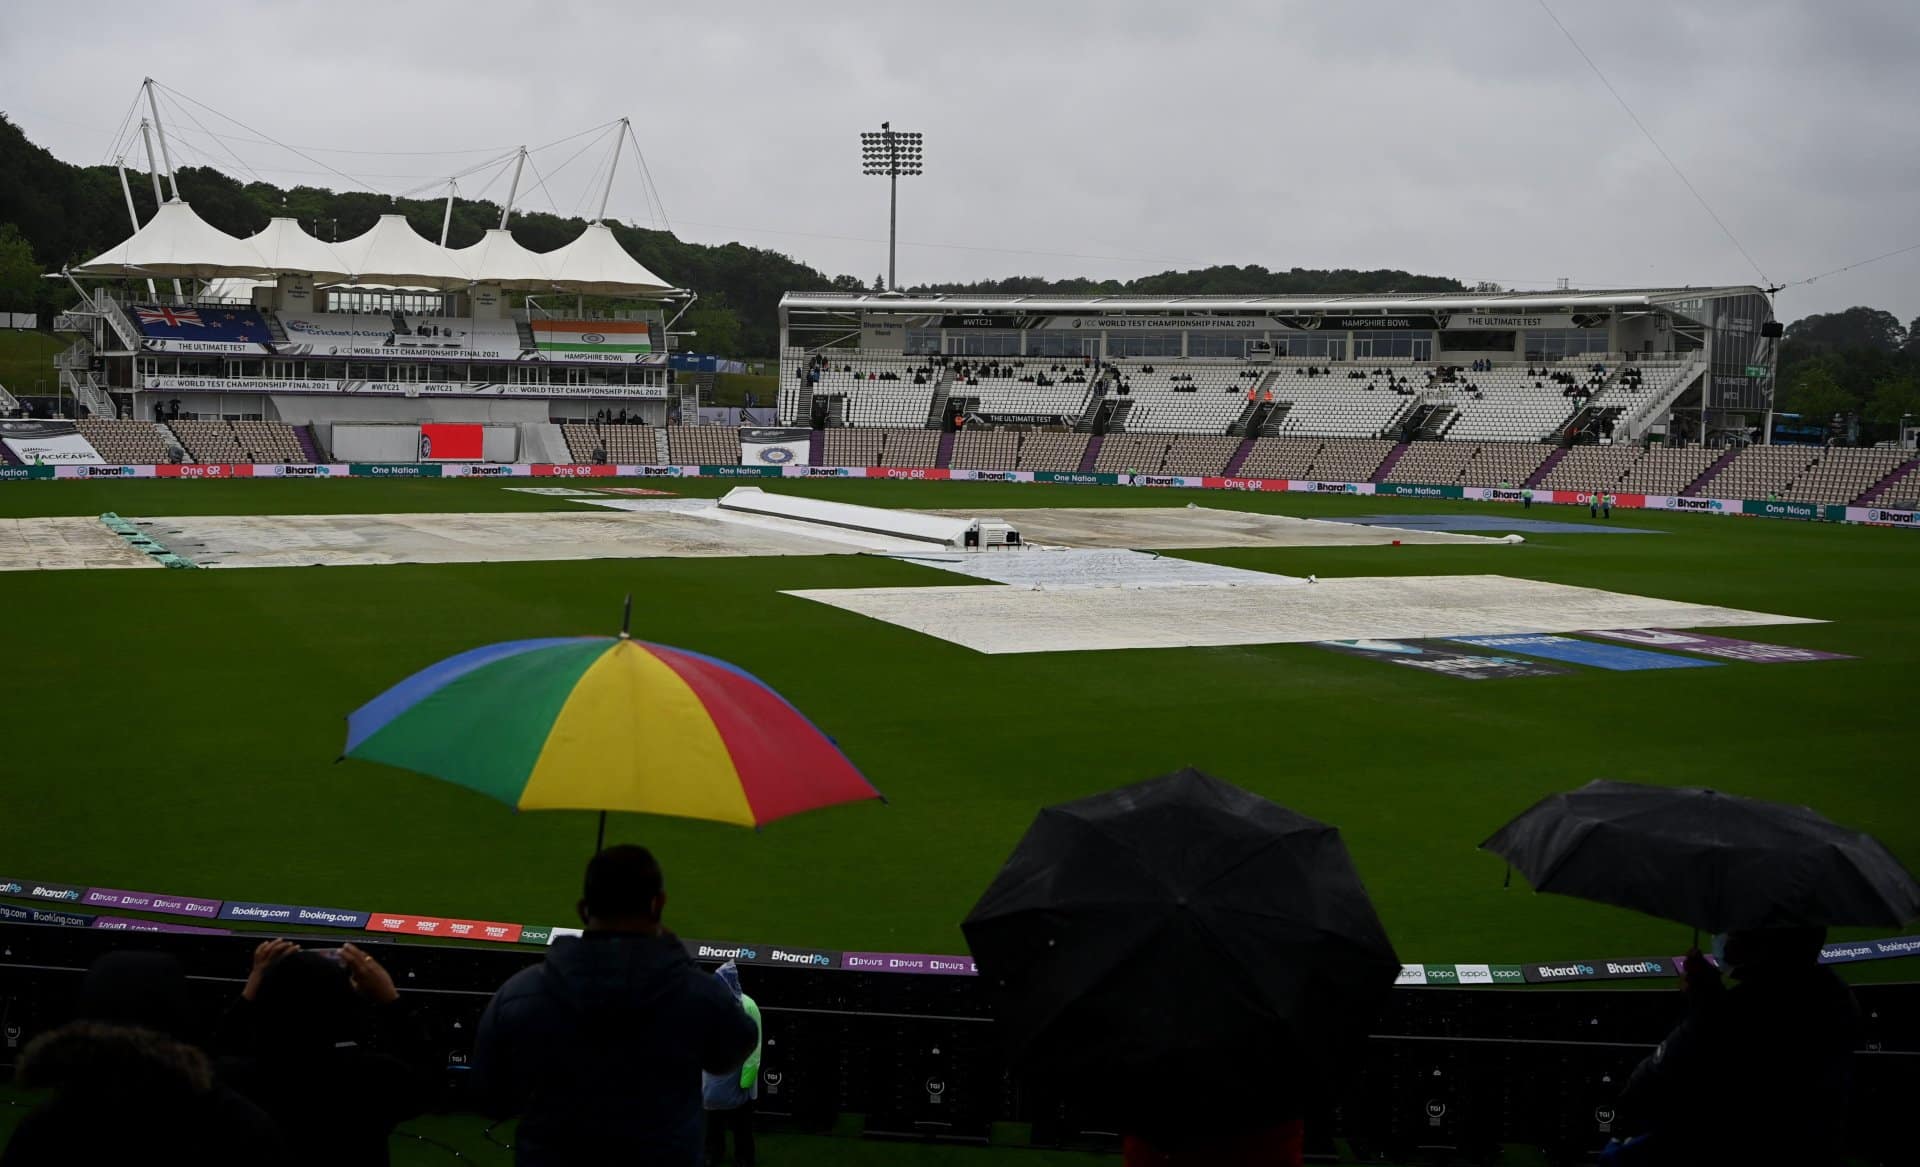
[334,214,473,290]
[542,222,674,296]
[74,200,270,280]
[72,204,679,296]
[247,218,351,281]
[455,227,554,290]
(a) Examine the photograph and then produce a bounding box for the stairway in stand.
[1525,447,1568,488]
[1077,434,1104,473]
[1370,442,1411,482]
[1220,437,1256,477]
[1855,457,1920,505]
[935,431,956,469]
[293,425,324,462]
[1681,447,1741,496]
[808,429,825,466]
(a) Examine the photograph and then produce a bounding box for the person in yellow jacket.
[703,961,762,1167]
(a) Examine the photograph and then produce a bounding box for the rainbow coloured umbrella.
[343,622,881,843]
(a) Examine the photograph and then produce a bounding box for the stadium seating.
[168,420,248,463]
[1783,448,1913,504]
[75,418,173,464]
[231,421,309,463]
[1383,441,1556,487]
[1698,445,1915,505]
[783,351,940,428]
[1581,362,1689,428]
[1161,435,1242,475]
[947,429,1091,472]
[1016,431,1091,472]
[1108,362,1249,435]
[950,429,1022,471]
[1439,367,1585,442]
[559,422,653,463]
[667,425,741,465]
[1085,432,1235,475]
[1235,437,1397,481]
[822,428,940,467]
[1538,445,1723,497]
[276,312,524,361]
[948,362,1096,421]
[1264,367,1417,439]
[1092,434,1176,474]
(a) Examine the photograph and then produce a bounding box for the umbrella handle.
[596,810,608,853]
[620,594,633,639]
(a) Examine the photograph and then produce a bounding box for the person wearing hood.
[702,961,762,1167]
[474,845,758,1166]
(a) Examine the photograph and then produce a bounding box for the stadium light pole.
[861,123,923,291]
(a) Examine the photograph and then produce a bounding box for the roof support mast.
[114,160,158,298]
[499,148,527,229]
[137,117,182,298]
[439,179,458,246]
[141,78,180,202]
[596,119,627,223]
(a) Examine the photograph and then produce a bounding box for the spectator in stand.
[2,952,283,1165]
[1609,929,1858,1166]
[474,845,758,1166]
[4,1022,270,1166]
[215,941,436,1167]
[702,962,762,1167]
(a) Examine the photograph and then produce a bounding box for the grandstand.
[776,289,1776,451]
[58,207,683,452]
[1235,437,1397,481]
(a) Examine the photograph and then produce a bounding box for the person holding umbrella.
[472,846,759,1166]
[1483,780,1920,1166]
[1605,927,1858,1165]
[964,768,1400,1166]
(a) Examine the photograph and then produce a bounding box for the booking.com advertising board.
[0,461,1913,528]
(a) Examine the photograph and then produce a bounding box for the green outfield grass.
[1,478,1916,978]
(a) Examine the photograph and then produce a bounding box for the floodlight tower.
[860,123,923,291]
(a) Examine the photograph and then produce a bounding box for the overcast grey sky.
[4,0,1917,322]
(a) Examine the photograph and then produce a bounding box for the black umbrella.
[1482,779,1920,935]
[961,768,1399,1141]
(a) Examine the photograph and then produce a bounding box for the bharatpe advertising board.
[1524,958,1678,984]
[740,427,810,468]
[1450,634,1722,672]
[1584,628,1854,664]
[1314,640,1571,680]
[1291,480,1376,496]
[0,420,104,465]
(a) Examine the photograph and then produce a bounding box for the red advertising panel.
[531,464,617,477]
[155,464,254,479]
[366,913,523,943]
[420,423,484,460]
[866,467,950,481]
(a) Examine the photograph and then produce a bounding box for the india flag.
[533,319,653,355]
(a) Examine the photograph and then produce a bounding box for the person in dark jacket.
[3,1021,266,1165]
[473,845,758,1166]
[1611,927,1859,1165]
[215,940,436,1167]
